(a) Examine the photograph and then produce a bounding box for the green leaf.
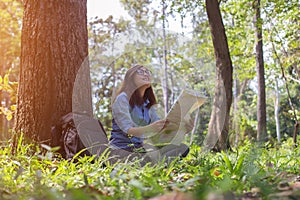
[6,113,13,121]
[10,105,16,111]
[221,151,233,173]
[234,153,246,175]
[4,74,9,85]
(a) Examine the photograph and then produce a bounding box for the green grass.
[0,137,300,200]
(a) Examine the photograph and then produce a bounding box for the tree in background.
[253,0,267,142]
[204,0,233,151]
[14,0,91,143]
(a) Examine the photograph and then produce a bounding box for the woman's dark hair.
[116,65,157,108]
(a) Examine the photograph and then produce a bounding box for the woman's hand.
[163,118,194,134]
[149,119,169,133]
[162,121,179,132]
[127,119,169,138]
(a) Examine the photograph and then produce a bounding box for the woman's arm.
[112,93,137,134]
[112,93,169,138]
[127,119,169,138]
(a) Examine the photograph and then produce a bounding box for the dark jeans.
[108,143,189,166]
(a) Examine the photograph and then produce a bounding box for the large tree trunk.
[254,0,267,142]
[14,0,92,143]
[204,0,233,151]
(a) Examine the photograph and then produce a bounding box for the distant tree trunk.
[238,79,249,141]
[111,24,117,89]
[233,76,239,146]
[190,108,200,146]
[274,78,281,142]
[270,24,299,145]
[0,92,11,140]
[204,0,233,151]
[254,0,267,142]
[14,0,92,143]
[162,0,169,115]
[296,68,300,81]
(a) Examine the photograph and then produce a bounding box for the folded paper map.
[148,89,207,145]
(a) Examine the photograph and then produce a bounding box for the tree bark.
[15,0,92,143]
[204,0,233,151]
[254,0,267,142]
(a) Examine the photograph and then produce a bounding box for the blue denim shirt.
[110,92,160,149]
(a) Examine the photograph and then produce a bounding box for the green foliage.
[0,0,23,137]
[0,0,23,70]
[221,0,256,81]
[0,73,18,121]
[1,137,300,199]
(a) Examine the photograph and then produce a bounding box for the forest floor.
[0,137,300,200]
[150,171,300,200]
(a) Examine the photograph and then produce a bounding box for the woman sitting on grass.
[109,64,192,165]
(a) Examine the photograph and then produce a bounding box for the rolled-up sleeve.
[112,93,137,133]
[149,106,160,123]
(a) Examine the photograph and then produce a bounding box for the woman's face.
[133,67,152,89]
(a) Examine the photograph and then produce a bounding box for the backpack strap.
[97,120,107,137]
